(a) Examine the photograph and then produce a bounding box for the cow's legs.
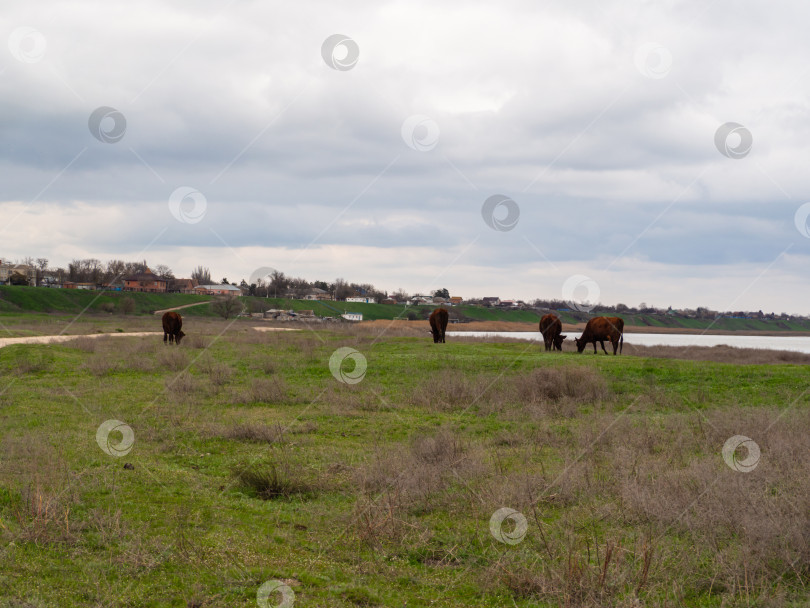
[163,332,168,344]
[599,340,608,354]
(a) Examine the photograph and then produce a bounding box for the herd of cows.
[429,308,625,355]
[161,308,624,355]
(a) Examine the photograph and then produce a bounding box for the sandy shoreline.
[359,319,810,337]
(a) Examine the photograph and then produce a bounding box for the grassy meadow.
[0,315,809,606]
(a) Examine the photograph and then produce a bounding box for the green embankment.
[2,286,809,331]
[0,285,214,315]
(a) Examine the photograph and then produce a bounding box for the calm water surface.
[446,331,810,354]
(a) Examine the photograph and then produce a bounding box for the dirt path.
[152,301,212,315]
[0,332,162,350]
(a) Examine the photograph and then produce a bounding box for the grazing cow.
[539,314,566,351]
[575,316,623,355]
[162,311,185,345]
[429,307,449,343]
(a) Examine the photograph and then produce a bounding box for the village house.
[449,296,463,305]
[193,284,244,296]
[304,287,333,301]
[482,297,501,307]
[341,312,363,321]
[0,260,36,286]
[168,278,197,294]
[124,269,167,293]
[63,281,96,290]
[345,296,376,304]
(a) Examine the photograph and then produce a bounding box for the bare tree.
[213,297,242,319]
[154,265,174,279]
[35,258,48,286]
[332,278,352,301]
[191,266,212,285]
[269,270,288,297]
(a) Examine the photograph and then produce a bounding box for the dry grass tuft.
[409,374,501,412]
[67,336,99,352]
[232,460,318,500]
[510,365,608,404]
[623,342,810,365]
[218,422,286,443]
[231,377,290,405]
[184,334,210,349]
[0,437,80,545]
[82,355,120,376]
[157,348,189,372]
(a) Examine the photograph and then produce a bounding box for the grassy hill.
[0,286,214,315]
[2,286,809,332]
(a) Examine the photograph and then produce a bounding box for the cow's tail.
[620,332,623,354]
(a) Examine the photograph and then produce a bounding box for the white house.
[342,312,363,321]
[193,284,244,296]
[345,296,376,304]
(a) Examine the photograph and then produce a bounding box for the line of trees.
[9,257,178,286]
[242,269,389,302]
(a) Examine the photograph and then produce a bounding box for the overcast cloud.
[2,0,810,313]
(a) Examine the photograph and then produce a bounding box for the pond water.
[446,331,810,354]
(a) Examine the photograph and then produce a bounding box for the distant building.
[381,298,397,305]
[342,312,363,321]
[304,288,333,301]
[482,297,501,307]
[124,269,167,293]
[0,260,36,286]
[193,284,244,296]
[63,281,96,290]
[449,296,463,305]
[345,296,376,304]
[168,278,197,293]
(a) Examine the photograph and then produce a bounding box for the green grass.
[0,285,213,315]
[0,320,808,606]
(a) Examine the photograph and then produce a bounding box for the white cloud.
[1,0,810,312]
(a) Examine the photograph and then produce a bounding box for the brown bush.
[623,343,810,365]
[231,377,290,405]
[67,336,99,352]
[409,373,502,412]
[218,422,286,443]
[157,348,189,372]
[510,365,608,404]
[82,355,120,376]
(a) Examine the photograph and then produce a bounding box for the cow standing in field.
[575,316,624,355]
[539,313,567,351]
[429,308,449,343]
[162,311,185,345]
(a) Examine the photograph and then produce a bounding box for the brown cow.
[539,313,566,351]
[429,307,449,343]
[575,316,623,355]
[162,311,185,345]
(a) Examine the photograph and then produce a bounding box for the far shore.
[359,319,810,337]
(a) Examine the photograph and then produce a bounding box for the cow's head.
[175,330,186,345]
[554,335,567,350]
[574,336,586,353]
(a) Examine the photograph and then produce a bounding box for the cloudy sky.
[2,0,810,313]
